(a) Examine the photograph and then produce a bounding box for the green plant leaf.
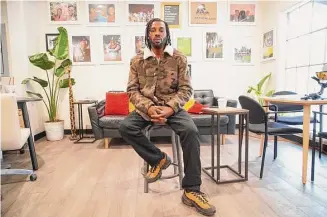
[265,90,275,97]
[21,77,48,87]
[28,53,55,70]
[59,78,75,88]
[55,66,65,77]
[51,27,69,60]
[247,86,256,94]
[61,59,72,68]
[257,72,271,92]
[26,91,43,99]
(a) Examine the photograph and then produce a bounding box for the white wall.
[5,0,267,133]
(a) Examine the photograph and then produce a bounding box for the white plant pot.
[44,120,64,141]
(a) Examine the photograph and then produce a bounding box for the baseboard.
[34,131,46,141]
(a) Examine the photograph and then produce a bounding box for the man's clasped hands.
[148,106,174,124]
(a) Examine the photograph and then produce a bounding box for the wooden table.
[17,97,42,170]
[261,96,327,184]
[201,107,249,184]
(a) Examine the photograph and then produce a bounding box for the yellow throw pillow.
[184,99,196,111]
[129,101,135,113]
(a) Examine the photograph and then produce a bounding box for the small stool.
[143,124,183,193]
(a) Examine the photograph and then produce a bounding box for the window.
[284,0,327,95]
[0,23,9,76]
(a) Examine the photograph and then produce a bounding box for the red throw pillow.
[104,92,129,115]
[188,101,208,114]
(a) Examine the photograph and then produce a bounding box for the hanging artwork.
[229,2,256,25]
[86,1,118,26]
[102,34,122,63]
[161,2,181,28]
[233,37,253,65]
[45,34,59,51]
[262,29,275,61]
[126,2,157,25]
[133,35,146,55]
[203,32,224,61]
[189,1,217,26]
[49,0,79,24]
[70,35,93,65]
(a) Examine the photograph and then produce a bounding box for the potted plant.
[22,27,75,141]
[247,72,275,105]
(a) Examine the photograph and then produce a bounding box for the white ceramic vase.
[44,120,64,141]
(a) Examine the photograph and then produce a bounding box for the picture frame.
[100,34,123,64]
[189,0,218,26]
[161,2,182,29]
[203,31,224,61]
[172,33,194,62]
[187,64,192,78]
[70,35,94,65]
[232,36,254,65]
[125,2,159,26]
[45,33,59,51]
[261,28,276,62]
[85,1,119,26]
[48,0,80,24]
[228,1,257,26]
[132,34,146,56]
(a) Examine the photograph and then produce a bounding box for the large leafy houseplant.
[22,27,75,139]
[247,72,275,106]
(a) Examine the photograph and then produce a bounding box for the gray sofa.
[88,90,237,148]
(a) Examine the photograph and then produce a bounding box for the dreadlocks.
[144,18,171,50]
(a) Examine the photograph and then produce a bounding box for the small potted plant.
[22,27,75,141]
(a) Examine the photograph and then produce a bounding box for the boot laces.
[191,191,209,204]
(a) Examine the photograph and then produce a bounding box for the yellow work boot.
[182,190,216,216]
[144,153,171,183]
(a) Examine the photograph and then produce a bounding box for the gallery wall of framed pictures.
[45,0,267,67]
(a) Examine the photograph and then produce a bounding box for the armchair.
[238,95,303,178]
[0,94,37,181]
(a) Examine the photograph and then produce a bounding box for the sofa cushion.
[194,90,215,106]
[99,115,126,128]
[189,114,229,127]
[105,92,129,115]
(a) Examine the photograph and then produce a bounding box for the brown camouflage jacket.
[127,45,193,120]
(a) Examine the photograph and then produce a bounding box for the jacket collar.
[143,45,174,59]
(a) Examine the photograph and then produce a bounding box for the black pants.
[119,109,201,191]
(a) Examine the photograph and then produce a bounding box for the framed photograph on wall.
[172,34,194,62]
[70,35,93,65]
[228,2,256,25]
[161,2,181,29]
[203,31,224,61]
[48,0,79,24]
[187,64,192,77]
[86,1,118,26]
[132,35,146,56]
[189,0,218,26]
[232,37,253,65]
[45,33,59,51]
[101,34,123,64]
[261,29,276,62]
[126,2,158,25]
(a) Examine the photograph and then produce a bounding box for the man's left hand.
[150,106,174,120]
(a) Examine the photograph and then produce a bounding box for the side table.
[73,100,98,143]
[201,107,249,184]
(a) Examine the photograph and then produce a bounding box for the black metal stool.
[143,124,183,193]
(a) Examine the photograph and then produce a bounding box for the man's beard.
[150,37,167,49]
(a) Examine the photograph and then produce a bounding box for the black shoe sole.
[182,195,216,216]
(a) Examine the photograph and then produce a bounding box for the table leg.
[238,114,243,174]
[18,102,38,170]
[211,114,214,177]
[302,105,311,184]
[245,114,249,180]
[217,115,220,182]
[319,105,323,158]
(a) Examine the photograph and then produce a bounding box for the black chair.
[270,91,316,125]
[311,110,327,181]
[238,95,303,178]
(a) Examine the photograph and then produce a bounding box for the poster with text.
[161,2,181,28]
[189,1,217,26]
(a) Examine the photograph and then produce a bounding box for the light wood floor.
[1,133,327,217]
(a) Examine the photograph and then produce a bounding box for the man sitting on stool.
[119,18,216,216]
